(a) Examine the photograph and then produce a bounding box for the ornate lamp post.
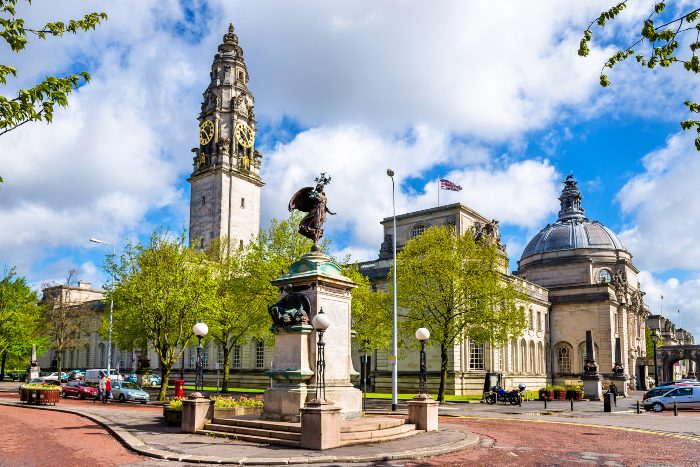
[193,321,208,392]
[312,308,330,401]
[387,168,398,412]
[415,326,430,394]
[651,329,660,387]
[90,237,115,377]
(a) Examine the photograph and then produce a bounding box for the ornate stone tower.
[188,23,263,250]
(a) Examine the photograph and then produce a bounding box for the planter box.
[539,390,554,401]
[566,390,583,401]
[553,390,567,401]
[19,388,27,402]
[24,389,60,405]
[163,406,183,426]
[214,406,263,419]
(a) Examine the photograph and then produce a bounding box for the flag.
[439,178,462,191]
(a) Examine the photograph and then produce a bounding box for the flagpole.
[437,178,440,207]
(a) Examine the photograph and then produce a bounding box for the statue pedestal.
[582,373,603,401]
[271,250,362,419]
[610,374,628,397]
[28,365,40,380]
[263,325,314,422]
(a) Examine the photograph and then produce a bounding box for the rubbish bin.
[603,392,613,412]
[174,379,185,399]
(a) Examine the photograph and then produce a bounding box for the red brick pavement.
[0,404,146,466]
[403,418,700,467]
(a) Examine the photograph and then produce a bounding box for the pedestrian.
[96,371,106,403]
[104,376,112,403]
[609,382,618,407]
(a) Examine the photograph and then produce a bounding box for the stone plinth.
[582,373,603,401]
[300,399,342,450]
[408,394,438,432]
[610,374,628,397]
[181,393,213,433]
[271,250,362,419]
[263,324,314,422]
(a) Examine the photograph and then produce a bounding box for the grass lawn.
[168,384,265,394]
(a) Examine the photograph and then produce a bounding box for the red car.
[61,380,98,400]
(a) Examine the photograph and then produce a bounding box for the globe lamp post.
[90,237,115,377]
[387,168,398,411]
[651,329,660,387]
[193,321,209,392]
[415,327,430,395]
[312,308,330,401]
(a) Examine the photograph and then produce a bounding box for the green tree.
[393,225,526,402]
[0,267,45,378]
[0,1,107,138]
[342,263,392,354]
[579,2,700,150]
[106,230,213,400]
[42,269,93,380]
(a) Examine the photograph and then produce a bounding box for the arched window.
[555,342,573,373]
[411,224,427,238]
[537,342,544,374]
[519,339,526,372]
[509,340,515,372]
[528,341,535,373]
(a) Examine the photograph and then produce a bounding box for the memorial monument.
[262,174,362,422]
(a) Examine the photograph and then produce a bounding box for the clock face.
[234,121,255,148]
[596,269,612,284]
[199,120,215,146]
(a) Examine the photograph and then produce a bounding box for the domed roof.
[521,176,626,259]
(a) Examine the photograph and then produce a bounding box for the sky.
[1,0,699,339]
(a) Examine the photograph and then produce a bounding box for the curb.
[0,400,478,464]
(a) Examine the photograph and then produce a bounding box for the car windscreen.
[120,382,140,390]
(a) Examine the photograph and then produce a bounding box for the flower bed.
[212,395,263,418]
[20,383,61,405]
[539,386,554,401]
[552,385,567,400]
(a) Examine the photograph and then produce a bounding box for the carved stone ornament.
[268,285,310,327]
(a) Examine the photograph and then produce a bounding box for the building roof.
[521,175,627,260]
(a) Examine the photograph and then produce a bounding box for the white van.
[643,385,700,412]
[84,369,122,384]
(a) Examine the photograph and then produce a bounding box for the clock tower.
[189,23,263,250]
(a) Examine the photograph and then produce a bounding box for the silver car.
[110,380,150,404]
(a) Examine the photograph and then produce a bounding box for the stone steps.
[202,416,422,447]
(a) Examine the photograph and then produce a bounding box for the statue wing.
[288,187,316,212]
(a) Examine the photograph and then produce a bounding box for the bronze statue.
[268,285,310,327]
[288,173,335,249]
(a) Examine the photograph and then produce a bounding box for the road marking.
[445,415,700,442]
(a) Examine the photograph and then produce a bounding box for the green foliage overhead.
[0,0,107,137]
[393,225,526,402]
[105,229,214,401]
[579,1,700,150]
[0,267,45,369]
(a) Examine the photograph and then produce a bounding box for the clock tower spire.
[188,23,263,250]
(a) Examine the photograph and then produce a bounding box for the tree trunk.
[57,353,63,383]
[438,343,448,403]
[221,345,231,393]
[0,351,6,382]
[159,363,172,401]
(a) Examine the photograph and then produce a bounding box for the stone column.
[408,394,438,431]
[271,250,362,419]
[181,393,213,433]
[300,399,342,450]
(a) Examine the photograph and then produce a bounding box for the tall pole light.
[90,237,115,378]
[312,308,330,401]
[193,320,209,392]
[387,168,398,412]
[651,329,660,387]
[415,326,430,395]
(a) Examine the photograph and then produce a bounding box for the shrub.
[551,385,566,391]
[168,397,183,411]
[20,383,61,391]
[211,395,263,409]
[567,384,582,391]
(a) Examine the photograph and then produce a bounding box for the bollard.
[570,398,574,411]
[636,400,640,414]
[674,402,678,416]
[519,395,522,407]
[544,398,547,409]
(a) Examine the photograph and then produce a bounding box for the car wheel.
[140,401,147,405]
[78,392,84,400]
[119,394,126,403]
[652,402,664,412]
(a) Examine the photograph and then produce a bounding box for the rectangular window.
[217,345,224,368]
[233,345,241,369]
[255,341,265,369]
[188,348,196,368]
[537,312,542,331]
[241,198,245,208]
[469,342,485,370]
[201,347,209,368]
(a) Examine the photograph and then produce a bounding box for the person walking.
[103,376,112,403]
[95,372,106,403]
[609,382,618,407]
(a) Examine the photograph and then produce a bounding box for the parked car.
[44,372,69,383]
[123,373,138,384]
[148,374,161,387]
[68,370,85,380]
[643,386,678,401]
[643,385,700,412]
[61,380,98,400]
[110,380,150,404]
[84,369,123,383]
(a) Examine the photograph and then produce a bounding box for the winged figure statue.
[288,173,335,248]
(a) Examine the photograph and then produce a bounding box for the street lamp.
[415,326,430,395]
[387,168,398,412]
[193,320,209,392]
[90,237,115,378]
[312,308,330,401]
[651,329,660,387]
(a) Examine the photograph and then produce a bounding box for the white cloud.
[638,271,700,341]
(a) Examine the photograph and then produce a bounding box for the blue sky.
[1,0,699,338]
